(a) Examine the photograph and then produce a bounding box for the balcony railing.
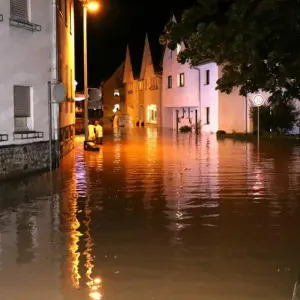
[0,134,8,142]
[14,131,43,140]
[9,17,42,32]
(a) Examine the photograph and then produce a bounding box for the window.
[128,83,133,92]
[167,76,172,88]
[10,0,29,21]
[177,73,184,87]
[113,89,120,97]
[177,43,181,54]
[151,77,158,89]
[148,104,157,123]
[65,64,69,99]
[206,107,210,124]
[205,70,210,85]
[169,49,172,59]
[14,85,31,131]
[69,69,73,99]
[138,80,144,91]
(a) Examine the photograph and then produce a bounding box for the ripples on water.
[0,128,300,299]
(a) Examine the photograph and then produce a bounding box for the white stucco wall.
[197,62,219,133]
[161,46,219,132]
[0,0,53,146]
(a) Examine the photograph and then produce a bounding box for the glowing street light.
[86,1,100,11]
[79,0,100,143]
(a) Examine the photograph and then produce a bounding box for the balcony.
[0,14,3,22]
[0,134,8,142]
[13,131,44,140]
[9,17,42,32]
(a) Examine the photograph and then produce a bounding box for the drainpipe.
[245,96,248,133]
[193,67,201,133]
[50,0,60,167]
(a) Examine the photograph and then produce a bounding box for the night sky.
[74,0,197,91]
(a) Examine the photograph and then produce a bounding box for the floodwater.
[0,128,300,300]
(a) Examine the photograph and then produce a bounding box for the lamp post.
[79,0,100,141]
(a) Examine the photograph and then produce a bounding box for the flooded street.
[1,128,300,300]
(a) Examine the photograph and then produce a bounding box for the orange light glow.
[86,1,100,11]
[89,291,102,299]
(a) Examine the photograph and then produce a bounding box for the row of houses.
[0,0,75,180]
[104,16,299,133]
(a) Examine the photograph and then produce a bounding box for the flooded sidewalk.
[0,128,300,300]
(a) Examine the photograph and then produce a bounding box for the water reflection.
[0,129,300,299]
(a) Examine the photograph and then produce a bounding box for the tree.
[160,0,300,102]
[251,99,299,134]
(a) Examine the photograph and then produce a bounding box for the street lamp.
[79,0,100,142]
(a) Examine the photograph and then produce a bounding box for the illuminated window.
[167,76,172,88]
[138,80,143,91]
[148,104,157,123]
[205,70,210,85]
[169,49,172,58]
[176,43,181,54]
[113,89,120,97]
[177,73,184,87]
[113,104,120,113]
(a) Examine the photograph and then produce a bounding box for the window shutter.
[10,0,28,21]
[14,85,31,117]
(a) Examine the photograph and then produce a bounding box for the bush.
[251,97,300,134]
[216,130,226,135]
[180,125,192,132]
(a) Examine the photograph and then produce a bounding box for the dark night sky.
[74,0,197,91]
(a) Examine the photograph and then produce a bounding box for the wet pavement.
[0,127,300,300]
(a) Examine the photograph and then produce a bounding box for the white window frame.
[13,85,33,132]
[177,73,184,87]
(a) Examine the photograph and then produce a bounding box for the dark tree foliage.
[160,0,300,102]
[251,99,299,134]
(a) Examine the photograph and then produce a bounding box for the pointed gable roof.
[139,34,152,80]
[123,45,134,83]
[139,33,163,79]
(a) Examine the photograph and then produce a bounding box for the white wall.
[0,0,53,146]
[198,62,219,133]
[161,46,219,132]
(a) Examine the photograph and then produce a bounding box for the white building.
[162,16,250,133]
[0,0,75,180]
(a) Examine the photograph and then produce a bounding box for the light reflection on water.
[0,128,300,299]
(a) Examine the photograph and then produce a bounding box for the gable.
[123,45,134,83]
[140,34,154,80]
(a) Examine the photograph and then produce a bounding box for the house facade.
[0,0,75,180]
[162,40,250,133]
[123,36,162,127]
[102,62,125,121]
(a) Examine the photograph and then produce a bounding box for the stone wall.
[0,141,52,181]
[60,124,75,158]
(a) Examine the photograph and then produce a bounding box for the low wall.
[0,124,75,181]
[0,141,54,181]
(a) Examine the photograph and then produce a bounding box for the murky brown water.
[1,128,300,300]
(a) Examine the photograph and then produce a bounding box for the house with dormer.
[162,15,251,133]
[123,35,162,127]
